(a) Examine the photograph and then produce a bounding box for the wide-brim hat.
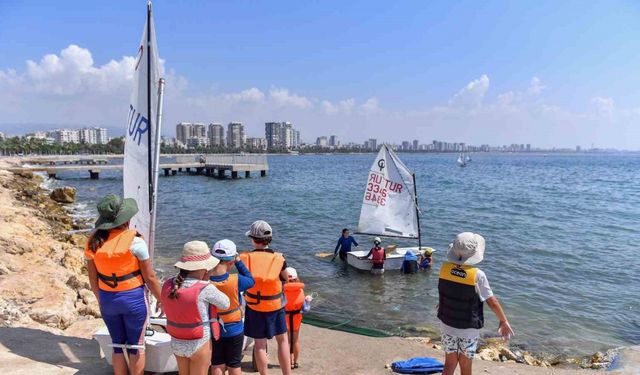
[174,241,220,271]
[446,232,485,265]
[95,194,139,230]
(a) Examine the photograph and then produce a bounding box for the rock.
[477,347,501,362]
[50,187,76,204]
[64,318,105,339]
[1,236,34,255]
[499,347,518,361]
[14,171,34,179]
[432,344,442,350]
[66,275,90,290]
[523,352,536,366]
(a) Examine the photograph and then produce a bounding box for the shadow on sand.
[0,327,111,374]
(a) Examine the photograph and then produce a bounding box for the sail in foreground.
[123,3,161,255]
[356,144,419,238]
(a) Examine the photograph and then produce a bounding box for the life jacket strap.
[285,309,302,315]
[245,291,283,305]
[218,306,242,316]
[97,269,142,289]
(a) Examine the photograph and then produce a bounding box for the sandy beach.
[0,160,632,374]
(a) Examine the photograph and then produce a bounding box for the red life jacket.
[283,282,305,332]
[161,278,220,340]
[372,247,385,265]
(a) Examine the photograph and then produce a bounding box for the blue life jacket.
[391,357,444,374]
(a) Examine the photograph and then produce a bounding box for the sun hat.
[286,267,298,280]
[174,241,220,271]
[373,237,382,245]
[94,194,139,230]
[446,232,485,265]
[211,239,238,261]
[246,220,273,239]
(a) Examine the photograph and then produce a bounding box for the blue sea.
[55,153,639,357]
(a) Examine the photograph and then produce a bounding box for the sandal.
[293,363,300,369]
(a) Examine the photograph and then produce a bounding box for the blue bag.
[391,357,444,374]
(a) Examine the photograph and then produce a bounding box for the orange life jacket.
[239,250,285,312]
[372,247,385,265]
[161,279,220,340]
[210,273,242,324]
[284,282,305,332]
[90,229,144,291]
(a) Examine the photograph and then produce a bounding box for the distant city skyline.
[1,1,640,149]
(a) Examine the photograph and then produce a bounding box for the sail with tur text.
[123,1,162,256]
[356,144,419,238]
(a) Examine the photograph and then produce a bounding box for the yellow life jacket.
[239,250,285,312]
[88,229,144,292]
[437,262,484,329]
[211,273,242,323]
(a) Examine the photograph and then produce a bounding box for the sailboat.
[457,153,467,167]
[94,2,177,372]
[346,144,432,270]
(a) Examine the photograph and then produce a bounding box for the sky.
[1,0,639,149]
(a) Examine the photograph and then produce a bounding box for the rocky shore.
[0,166,102,336]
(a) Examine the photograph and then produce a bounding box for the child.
[437,233,514,375]
[239,220,292,375]
[209,239,255,375]
[419,248,434,270]
[283,267,311,370]
[160,241,230,375]
[400,249,419,274]
[365,237,385,274]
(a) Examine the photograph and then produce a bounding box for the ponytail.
[168,269,190,299]
[88,229,110,253]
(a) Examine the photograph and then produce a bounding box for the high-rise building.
[265,122,282,149]
[283,122,293,149]
[176,122,192,144]
[329,135,339,148]
[402,141,410,151]
[227,122,245,149]
[51,129,79,144]
[367,138,377,151]
[316,136,328,147]
[208,123,224,147]
[94,127,108,144]
[79,128,97,144]
[294,130,301,148]
[413,139,419,150]
[193,123,206,138]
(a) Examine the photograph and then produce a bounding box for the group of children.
[87,194,513,375]
[86,194,309,375]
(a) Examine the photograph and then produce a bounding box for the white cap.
[373,237,382,244]
[211,239,238,260]
[286,267,298,280]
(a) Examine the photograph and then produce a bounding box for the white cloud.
[449,74,490,108]
[591,96,614,115]
[322,98,355,115]
[527,76,546,96]
[224,87,265,103]
[359,97,381,114]
[268,88,313,109]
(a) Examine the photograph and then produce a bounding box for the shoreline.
[0,159,630,373]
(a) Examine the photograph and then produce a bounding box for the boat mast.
[145,0,155,254]
[412,173,422,249]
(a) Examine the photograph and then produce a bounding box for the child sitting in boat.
[365,237,385,274]
[437,233,514,375]
[160,241,230,375]
[283,267,312,370]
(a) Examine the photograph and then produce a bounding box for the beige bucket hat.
[174,241,220,271]
[446,232,485,265]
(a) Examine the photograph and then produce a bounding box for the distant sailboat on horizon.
[457,153,467,167]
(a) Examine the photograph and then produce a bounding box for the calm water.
[56,153,639,356]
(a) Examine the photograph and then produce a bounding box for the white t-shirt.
[440,268,493,339]
[130,236,150,260]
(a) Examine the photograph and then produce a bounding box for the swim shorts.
[244,307,287,339]
[212,333,244,368]
[99,286,148,355]
[441,333,478,359]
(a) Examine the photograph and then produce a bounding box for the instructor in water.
[334,228,359,261]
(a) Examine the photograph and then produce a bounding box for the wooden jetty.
[3,154,268,180]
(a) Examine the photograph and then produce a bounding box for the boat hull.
[346,247,426,271]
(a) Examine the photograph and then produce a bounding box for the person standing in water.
[365,237,385,274]
[334,228,359,261]
[240,220,292,375]
[438,232,515,375]
[161,241,230,375]
[85,194,163,375]
[209,239,255,375]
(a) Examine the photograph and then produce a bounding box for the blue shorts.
[244,307,287,339]
[99,286,148,354]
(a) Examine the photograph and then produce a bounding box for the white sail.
[356,144,419,238]
[123,3,161,256]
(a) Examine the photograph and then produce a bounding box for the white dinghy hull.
[346,247,426,271]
